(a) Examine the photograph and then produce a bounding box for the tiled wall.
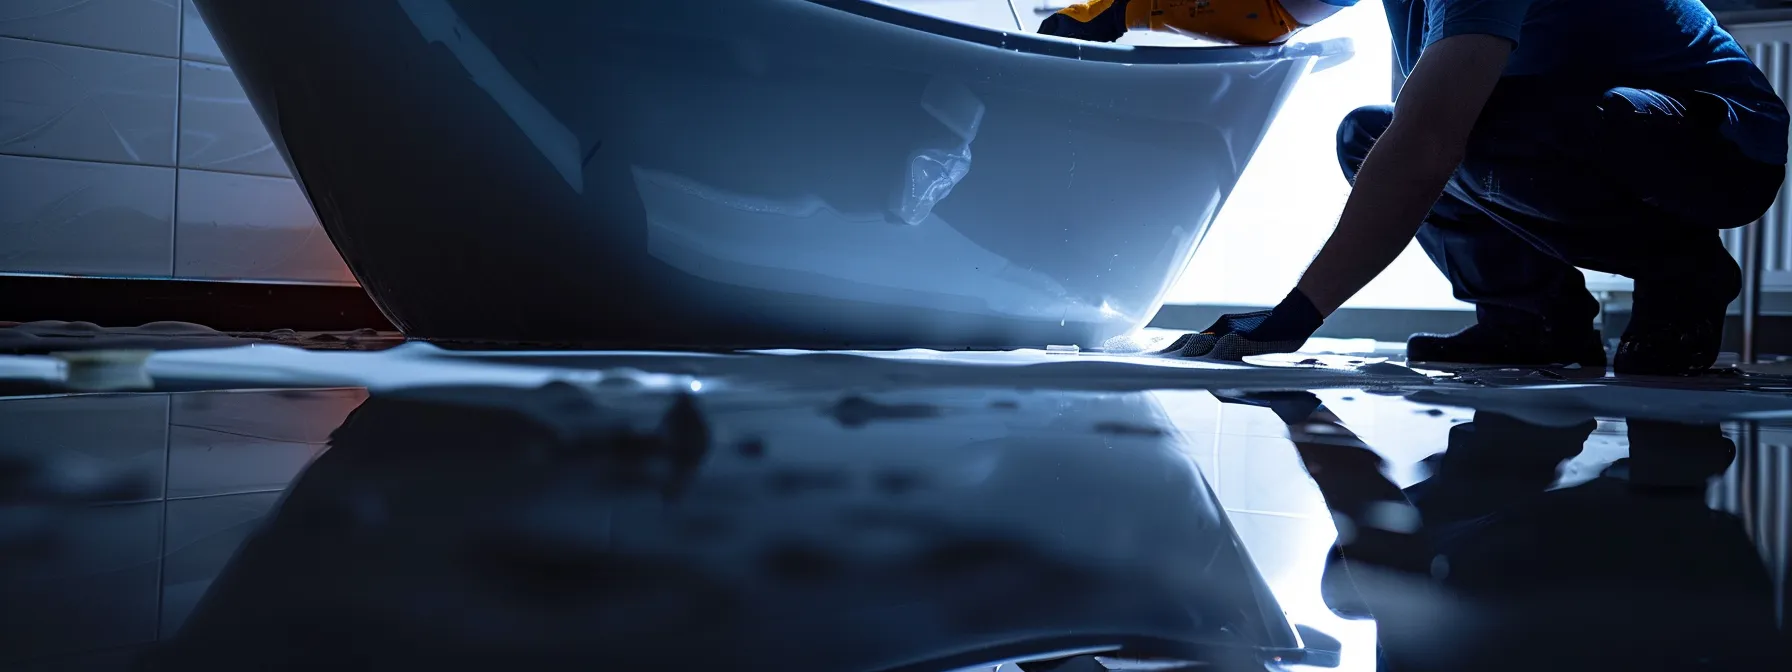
[0,388,368,665]
[0,0,354,285]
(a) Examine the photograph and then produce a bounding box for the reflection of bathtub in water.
[192,0,1349,349]
[150,385,1343,670]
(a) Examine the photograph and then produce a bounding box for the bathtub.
[192,0,1350,350]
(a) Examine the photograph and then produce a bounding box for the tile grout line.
[156,394,172,639]
[100,487,293,508]
[0,149,292,180]
[1224,508,1327,521]
[166,34,184,644]
[0,33,197,63]
[1211,407,1225,496]
[171,7,185,280]
[162,13,184,637]
[165,488,288,503]
[0,269,360,288]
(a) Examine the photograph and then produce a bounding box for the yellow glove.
[1038,0,1309,46]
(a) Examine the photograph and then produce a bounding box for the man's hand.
[1293,33,1517,316]
[1163,288,1324,360]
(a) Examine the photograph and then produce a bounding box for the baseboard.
[0,275,393,333]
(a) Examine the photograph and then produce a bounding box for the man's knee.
[1595,87,1783,227]
[1597,87,1691,124]
[1337,105,1395,183]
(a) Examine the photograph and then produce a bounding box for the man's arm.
[1293,33,1516,316]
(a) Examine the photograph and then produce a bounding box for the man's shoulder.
[1424,0,1539,15]
[1423,0,1534,45]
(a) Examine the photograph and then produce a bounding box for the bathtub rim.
[806,0,1354,66]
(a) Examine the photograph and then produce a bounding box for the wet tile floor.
[2,331,1790,671]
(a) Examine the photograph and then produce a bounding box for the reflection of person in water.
[1222,393,1782,671]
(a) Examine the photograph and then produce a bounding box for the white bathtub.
[193,0,1349,350]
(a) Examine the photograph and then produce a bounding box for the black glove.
[1037,0,1132,43]
[1159,288,1324,360]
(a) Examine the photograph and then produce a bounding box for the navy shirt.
[1382,0,1789,165]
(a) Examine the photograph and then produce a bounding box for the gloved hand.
[1158,288,1324,360]
[1037,0,1133,43]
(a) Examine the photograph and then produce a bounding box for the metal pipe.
[1006,0,1027,32]
[1742,219,1764,365]
[1392,53,1407,100]
[1716,8,1792,28]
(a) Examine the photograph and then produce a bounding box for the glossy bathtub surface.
[192,0,1346,349]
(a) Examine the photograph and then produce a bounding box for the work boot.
[1613,313,1726,375]
[1406,322,1608,368]
[1615,244,1740,376]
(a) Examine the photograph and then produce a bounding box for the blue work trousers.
[1337,78,1786,328]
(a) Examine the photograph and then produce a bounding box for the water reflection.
[140,385,1329,671]
[1217,392,1786,671]
[4,384,1790,671]
[0,389,366,668]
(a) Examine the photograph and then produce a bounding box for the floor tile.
[0,394,169,503]
[0,502,162,664]
[1217,434,1329,518]
[1226,511,1378,672]
[160,492,282,637]
[166,389,364,498]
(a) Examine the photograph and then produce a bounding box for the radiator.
[1581,20,1792,293]
[1712,424,1792,629]
[1724,21,1792,291]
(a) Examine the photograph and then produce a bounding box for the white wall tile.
[0,0,180,57]
[178,60,285,176]
[0,3,364,285]
[179,0,222,63]
[0,153,174,276]
[174,168,353,283]
[0,36,177,165]
[167,388,365,498]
